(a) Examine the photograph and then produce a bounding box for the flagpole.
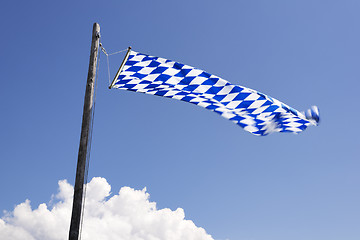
[109,46,132,89]
[69,22,100,240]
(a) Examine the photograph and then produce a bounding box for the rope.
[106,53,111,86]
[108,49,128,56]
[78,41,101,240]
[100,43,127,86]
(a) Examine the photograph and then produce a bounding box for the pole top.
[93,23,100,38]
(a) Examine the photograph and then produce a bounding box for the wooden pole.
[69,23,100,240]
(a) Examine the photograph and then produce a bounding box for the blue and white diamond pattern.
[111,50,319,136]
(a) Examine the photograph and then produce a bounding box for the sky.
[0,0,359,239]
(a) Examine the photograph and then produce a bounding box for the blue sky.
[1,1,359,239]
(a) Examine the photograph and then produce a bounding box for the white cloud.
[0,177,214,240]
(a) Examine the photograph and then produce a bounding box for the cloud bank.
[0,177,214,240]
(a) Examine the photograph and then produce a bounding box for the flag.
[110,49,319,136]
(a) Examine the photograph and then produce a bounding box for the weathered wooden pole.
[69,22,100,240]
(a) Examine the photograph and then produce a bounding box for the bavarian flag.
[110,48,319,136]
